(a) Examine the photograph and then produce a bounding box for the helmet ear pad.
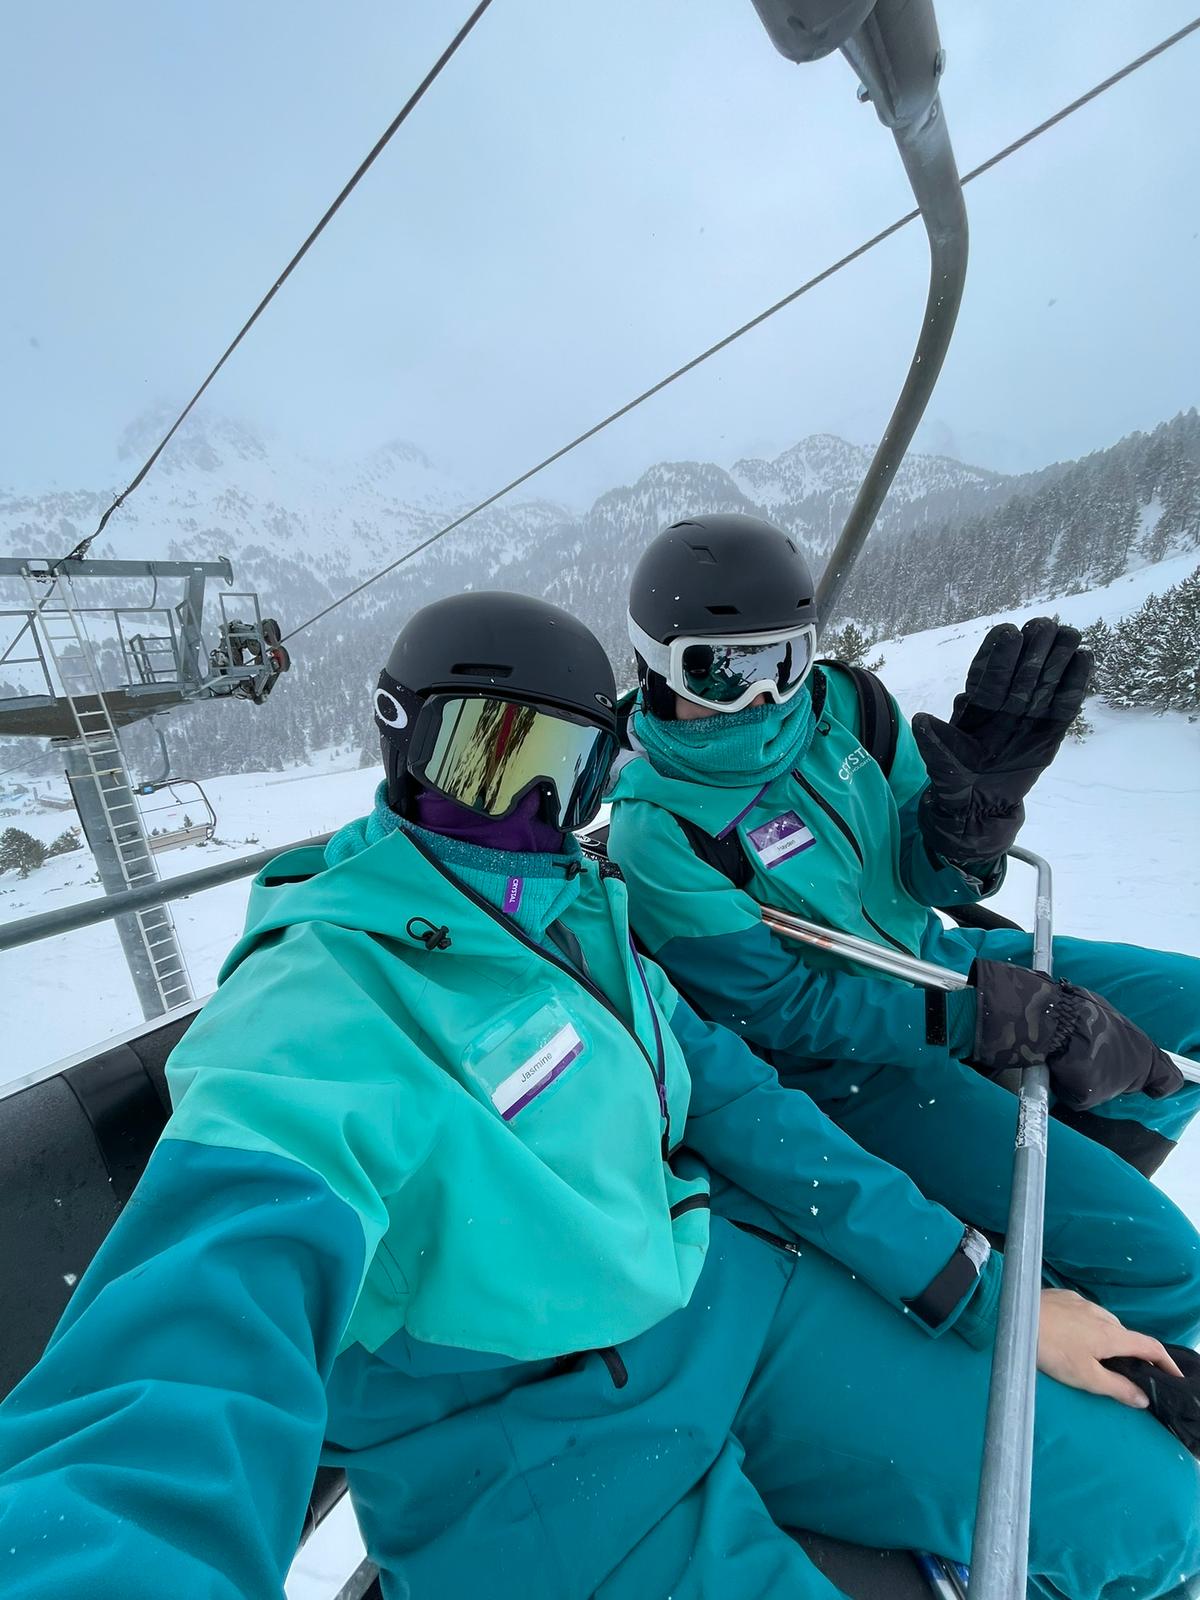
[635,653,678,721]
[380,733,414,817]
[374,671,424,817]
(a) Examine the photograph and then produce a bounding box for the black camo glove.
[912,618,1092,865]
[1103,1343,1200,1458]
[969,959,1184,1111]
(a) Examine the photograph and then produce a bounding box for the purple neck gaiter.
[412,786,566,854]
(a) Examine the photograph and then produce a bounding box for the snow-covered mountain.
[0,407,1009,594]
[3,406,1198,781]
[730,432,1003,550]
[0,410,570,642]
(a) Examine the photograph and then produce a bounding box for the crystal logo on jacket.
[838,746,870,782]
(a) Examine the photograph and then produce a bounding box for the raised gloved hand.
[968,958,1184,1111]
[911,618,1092,865]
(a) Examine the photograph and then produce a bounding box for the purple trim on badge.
[747,810,816,870]
[503,876,523,915]
[501,1040,583,1119]
[716,780,772,840]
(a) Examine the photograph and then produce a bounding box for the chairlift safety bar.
[759,895,1200,1085]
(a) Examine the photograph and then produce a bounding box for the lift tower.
[0,556,289,1019]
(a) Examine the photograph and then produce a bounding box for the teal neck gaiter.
[325,783,583,943]
[633,682,818,789]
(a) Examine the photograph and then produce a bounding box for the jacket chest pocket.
[460,999,592,1123]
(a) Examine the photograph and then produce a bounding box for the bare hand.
[1037,1288,1184,1408]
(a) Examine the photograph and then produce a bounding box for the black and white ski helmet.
[374,590,618,819]
[627,514,818,718]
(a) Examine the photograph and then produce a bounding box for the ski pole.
[914,1551,965,1600]
[757,905,1200,1085]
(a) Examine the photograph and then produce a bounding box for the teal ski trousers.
[323,1220,1200,1600]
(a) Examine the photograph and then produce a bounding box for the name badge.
[491,1022,584,1120]
[747,810,815,870]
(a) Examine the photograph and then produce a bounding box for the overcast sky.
[3,2,1198,508]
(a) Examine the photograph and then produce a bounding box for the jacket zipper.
[628,935,670,1125]
[790,771,911,956]
[403,833,670,1145]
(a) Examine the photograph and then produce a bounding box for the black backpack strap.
[673,813,754,890]
[582,809,750,890]
[819,660,899,780]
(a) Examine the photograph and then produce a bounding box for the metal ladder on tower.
[23,570,193,1015]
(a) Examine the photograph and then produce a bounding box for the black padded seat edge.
[63,1041,174,1204]
[798,1531,934,1598]
[338,1530,933,1600]
[0,1073,125,1397]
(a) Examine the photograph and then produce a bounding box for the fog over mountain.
[2,407,1197,781]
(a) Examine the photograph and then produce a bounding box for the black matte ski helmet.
[627,514,818,718]
[374,591,619,827]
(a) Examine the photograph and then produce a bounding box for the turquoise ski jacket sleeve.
[612,798,977,1067]
[0,1134,363,1600]
[669,996,1000,1345]
[0,826,714,1598]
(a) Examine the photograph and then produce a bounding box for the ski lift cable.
[282,14,1200,644]
[59,0,497,567]
[0,752,60,783]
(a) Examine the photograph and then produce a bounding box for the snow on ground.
[1,562,1197,1597]
[0,751,379,1093]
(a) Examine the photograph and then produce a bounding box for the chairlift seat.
[0,1008,932,1600]
[147,824,211,854]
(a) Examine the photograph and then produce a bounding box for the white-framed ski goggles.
[628,615,818,713]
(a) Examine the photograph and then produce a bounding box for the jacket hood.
[222,825,592,984]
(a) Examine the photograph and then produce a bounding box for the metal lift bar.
[969,848,1052,1600]
[0,833,333,953]
[750,0,968,621]
[757,901,1200,1078]
[0,558,234,582]
[763,848,1200,1600]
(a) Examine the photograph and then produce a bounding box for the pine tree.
[0,828,46,878]
[1087,565,1200,714]
[821,621,885,672]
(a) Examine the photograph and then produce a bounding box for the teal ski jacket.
[0,815,990,1600]
[608,665,1004,1077]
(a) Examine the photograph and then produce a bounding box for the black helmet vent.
[450,661,512,677]
[706,604,739,616]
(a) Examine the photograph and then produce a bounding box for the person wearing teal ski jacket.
[611,513,1200,1319]
[2,593,1197,1600]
